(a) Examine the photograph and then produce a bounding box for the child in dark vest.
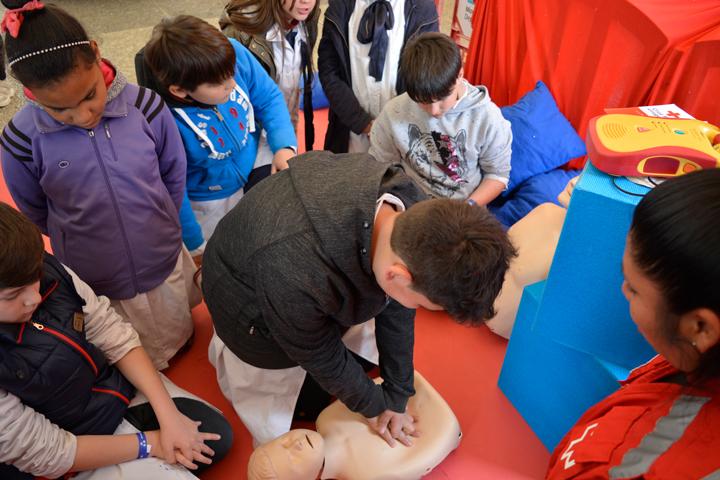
[0,202,232,479]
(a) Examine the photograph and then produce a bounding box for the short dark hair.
[400,32,462,104]
[630,169,720,377]
[391,199,516,324]
[0,202,44,289]
[2,2,96,89]
[143,15,236,93]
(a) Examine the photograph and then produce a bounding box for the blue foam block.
[499,281,627,450]
[531,161,656,369]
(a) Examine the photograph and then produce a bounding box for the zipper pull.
[88,130,95,137]
[32,322,44,331]
[213,107,224,122]
[104,123,111,139]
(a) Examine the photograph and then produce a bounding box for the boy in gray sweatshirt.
[369,32,512,206]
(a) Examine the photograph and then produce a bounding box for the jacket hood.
[449,81,490,115]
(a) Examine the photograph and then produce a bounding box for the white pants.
[73,376,208,480]
[189,187,246,245]
[209,320,379,445]
[254,133,274,169]
[110,248,201,370]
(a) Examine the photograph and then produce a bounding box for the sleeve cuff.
[355,383,387,418]
[189,240,206,257]
[483,173,510,187]
[350,113,373,135]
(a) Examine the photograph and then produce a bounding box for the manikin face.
[621,237,692,371]
[174,76,237,106]
[32,50,108,129]
[0,282,41,324]
[254,429,325,480]
[282,0,316,23]
[417,76,464,118]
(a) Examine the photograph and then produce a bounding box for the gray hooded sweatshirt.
[369,80,512,199]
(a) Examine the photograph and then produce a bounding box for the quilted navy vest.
[0,254,136,435]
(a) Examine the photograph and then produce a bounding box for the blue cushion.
[488,167,580,228]
[500,81,586,195]
[299,75,330,110]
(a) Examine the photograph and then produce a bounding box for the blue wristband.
[136,432,150,459]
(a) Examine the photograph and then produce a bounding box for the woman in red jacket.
[546,168,720,480]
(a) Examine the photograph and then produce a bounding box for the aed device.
[586,114,720,177]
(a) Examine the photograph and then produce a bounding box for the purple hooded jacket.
[0,71,186,299]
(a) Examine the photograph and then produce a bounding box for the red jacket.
[546,356,720,479]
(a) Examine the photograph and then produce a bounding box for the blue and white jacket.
[173,39,297,249]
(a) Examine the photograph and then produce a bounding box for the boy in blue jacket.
[142,15,297,260]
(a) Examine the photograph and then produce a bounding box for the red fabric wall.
[464,0,720,168]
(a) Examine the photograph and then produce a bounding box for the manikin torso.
[486,202,567,338]
[248,372,461,480]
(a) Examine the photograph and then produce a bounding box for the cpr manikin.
[247,371,461,480]
[486,178,577,338]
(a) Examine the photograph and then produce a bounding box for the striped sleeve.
[0,118,49,234]
[0,119,34,162]
[131,86,187,212]
[133,86,166,124]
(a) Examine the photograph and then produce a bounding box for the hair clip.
[1,1,45,38]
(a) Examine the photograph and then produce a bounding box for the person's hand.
[366,410,419,447]
[156,411,220,469]
[271,148,296,174]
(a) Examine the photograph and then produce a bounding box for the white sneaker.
[0,83,16,107]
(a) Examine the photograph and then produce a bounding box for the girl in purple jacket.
[0,1,199,370]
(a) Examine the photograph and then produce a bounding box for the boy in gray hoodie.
[369,32,512,206]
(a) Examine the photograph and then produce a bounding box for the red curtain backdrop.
[464,0,720,168]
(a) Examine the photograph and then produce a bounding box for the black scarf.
[356,0,394,81]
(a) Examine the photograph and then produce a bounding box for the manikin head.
[373,198,516,325]
[248,429,325,480]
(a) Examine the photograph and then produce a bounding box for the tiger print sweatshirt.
[369,80,512,200]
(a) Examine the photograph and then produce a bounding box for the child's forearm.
[115,347,178,422]
[468,178,506,206]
